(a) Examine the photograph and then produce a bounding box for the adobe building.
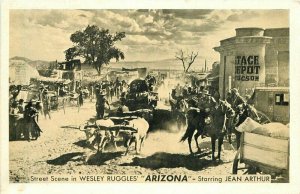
[55,59,83,91]
[214,27,289,98]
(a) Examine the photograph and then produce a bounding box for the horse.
[180,99,235,160]
[225,88,261,149]
[230,103,260,149]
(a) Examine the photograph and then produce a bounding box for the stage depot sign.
[235,55,260,81]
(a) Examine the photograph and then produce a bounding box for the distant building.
[122,67,147,78]
[54,59,83,91]
[9,60,40,85]
[214,27,289,98]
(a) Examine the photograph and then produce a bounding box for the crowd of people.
[93,78,130,119]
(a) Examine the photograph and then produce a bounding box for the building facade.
[214,27,289,98]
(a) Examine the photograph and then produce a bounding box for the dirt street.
[9,100,237,183]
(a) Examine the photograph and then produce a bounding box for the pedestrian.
[17,99,25,114]
[35,101,43,122]
[23,100,35,141]
[78,87,84,107]
[42,90,51,119]
[96,91,110,119]
[9,101,19,140]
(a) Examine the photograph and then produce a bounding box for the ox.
[123,117,149,155]
[79,119,114,153]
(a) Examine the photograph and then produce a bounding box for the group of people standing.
[93,78,129,119]
[9,98,42,141]
[8,83,55,141]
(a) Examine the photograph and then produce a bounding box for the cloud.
[122,35,161,45]
[9,9,289,63]
[162,9,213,19]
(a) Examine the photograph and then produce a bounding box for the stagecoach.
[125,79,158,111]
[249,87,289,124]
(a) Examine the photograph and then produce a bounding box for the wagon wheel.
[256,111,271,124]
[232,148,256,174]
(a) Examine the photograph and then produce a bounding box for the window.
[275,93,289,106]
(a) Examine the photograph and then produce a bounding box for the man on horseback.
[198,90,216,138]
[204,92,235,160]
[180,89,235,160]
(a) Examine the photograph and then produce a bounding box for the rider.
[197,90,216,138]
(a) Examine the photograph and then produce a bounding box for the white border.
[1,1,300,194]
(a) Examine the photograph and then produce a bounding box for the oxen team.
[79,114,150,156]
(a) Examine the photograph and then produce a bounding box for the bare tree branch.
[175,49,187,72]
[175,49,198,73]
[186,52,198,72]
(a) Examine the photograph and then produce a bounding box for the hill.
[10,56,55,70]
[10,56,207,72]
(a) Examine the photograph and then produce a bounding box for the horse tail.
[180,125,194,142]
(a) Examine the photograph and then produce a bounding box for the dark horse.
[226,89,261,149]
[180,100,235,160]
[231,103,260,149]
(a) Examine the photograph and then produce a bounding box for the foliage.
[65,25,126,75]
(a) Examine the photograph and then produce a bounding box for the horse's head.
[219,100,235,118]
[177,98,189,113]
[245,104,260,123]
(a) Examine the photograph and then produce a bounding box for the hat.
[231,88,239,94]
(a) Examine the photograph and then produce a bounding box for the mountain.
[9,56,206,71]
[109,58,205,71]
[10,56,54,70]
[10,56,32,63]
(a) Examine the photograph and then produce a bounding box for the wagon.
[249,87,289,124]
[125,79,158,111]
[232,131,289,182]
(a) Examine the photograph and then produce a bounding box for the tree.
[65,25,126,75]
[175,49,198,73]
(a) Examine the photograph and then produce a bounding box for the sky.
[9,9,289,66]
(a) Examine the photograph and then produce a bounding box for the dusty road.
[9,100,237,183]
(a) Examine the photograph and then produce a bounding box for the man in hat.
[96,91,110,119]
[198,90,215,110]
[197,90,218,138]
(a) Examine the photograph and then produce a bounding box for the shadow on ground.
[86,151,124,165]
[121,151,224,171]
[46,152,85,165]
[73,140,96,150]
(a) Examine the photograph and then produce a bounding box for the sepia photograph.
[2,2,300,193]
[7,8,290,183]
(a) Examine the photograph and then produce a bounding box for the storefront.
[214,27,289,98]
